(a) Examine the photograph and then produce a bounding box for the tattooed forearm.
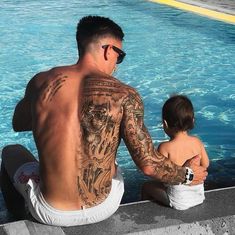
[141,149,185,184]
[121,90,185,184]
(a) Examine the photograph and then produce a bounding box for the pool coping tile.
[149,0,235,24]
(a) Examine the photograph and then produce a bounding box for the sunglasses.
[102,45,126,64]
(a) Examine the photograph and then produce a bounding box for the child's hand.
[184,155,200,166]
[183,155,207,185]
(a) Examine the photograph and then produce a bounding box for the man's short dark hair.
[76,15,124,57]
[162,95,194,133]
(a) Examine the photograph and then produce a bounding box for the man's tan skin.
[1,16,207,215]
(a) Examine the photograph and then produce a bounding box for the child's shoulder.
[189,135,203,143]
[158,140,171,148]
[188,135,205,149]
[157,141,172,157]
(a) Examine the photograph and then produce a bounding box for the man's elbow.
[12,118,22,132]
[12,123,23,132]
[12,121,19,132]
[13,127,31,132]
[141,165,164,182]
[12,111,21,131]
[12,121,31,132]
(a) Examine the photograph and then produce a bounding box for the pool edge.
[149,0,235,24]
[0,186,235,234]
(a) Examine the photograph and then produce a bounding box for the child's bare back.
[158,132,209,168]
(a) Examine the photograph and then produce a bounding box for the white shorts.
[166,183,205,210]
[13,162,124,226]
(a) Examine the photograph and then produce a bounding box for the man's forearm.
[141,152,186,185]
[121,90,187,185]
[148,164,186,185]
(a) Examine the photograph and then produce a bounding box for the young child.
[142,95,209,210]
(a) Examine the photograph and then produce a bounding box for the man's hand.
[183,155,208,185]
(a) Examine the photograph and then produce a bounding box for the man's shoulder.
[30,66,78,104]
[113,78,141,99]
[90,75,140,97]
[30,67,58,85]
[157,141,170,158]
[31,66,76,87]
[33,65,74,77]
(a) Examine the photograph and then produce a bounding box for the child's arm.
[200,142,209,168]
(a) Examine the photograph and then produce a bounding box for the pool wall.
[149,0,235,24]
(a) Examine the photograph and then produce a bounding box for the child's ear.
[163,119,168,128]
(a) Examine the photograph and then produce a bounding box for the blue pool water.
[0,0,235,216]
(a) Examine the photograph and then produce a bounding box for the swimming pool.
[0,0,235,213]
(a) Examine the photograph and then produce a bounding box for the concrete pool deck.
[0,186,235,234]
[149,0,235,24]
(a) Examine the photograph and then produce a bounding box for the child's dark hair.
[76,15,124,57]
[162,95,194,133]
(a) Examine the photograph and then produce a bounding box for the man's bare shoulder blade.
[35,68,72,107]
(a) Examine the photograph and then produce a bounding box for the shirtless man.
[0,16,207,226]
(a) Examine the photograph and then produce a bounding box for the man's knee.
[2,144,24,153]
[1,144,25,162]
[0,157,26,219]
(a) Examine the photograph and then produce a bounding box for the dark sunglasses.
[102,45,126,64]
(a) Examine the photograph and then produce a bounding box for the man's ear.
[103,45,108,61]
[103,45,112,61]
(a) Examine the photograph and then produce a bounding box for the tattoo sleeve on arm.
[121,89,185,184]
